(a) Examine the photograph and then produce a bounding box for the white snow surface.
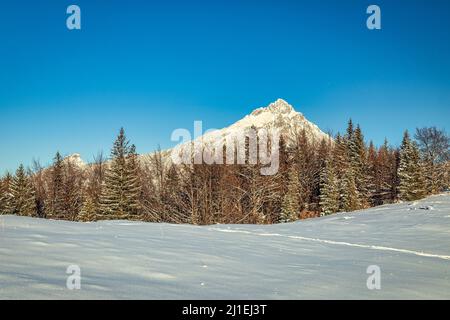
[1,193,450,299]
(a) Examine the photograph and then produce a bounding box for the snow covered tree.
[366,141,378,204]
[100,128,142,220]
[125,144,142,218]
[0,173,13,214]
[398,131,427,201]
[10,164,36,216]
[444,161,450,190]
[344,121,368,208]
[293,129,315,211]
[330,131,360,212]
[280,166,300,222]
[352,125,370,207]
[340,167,360,212]
[319,159,339,215]
[415,127,450,193]
[78,193,97,222]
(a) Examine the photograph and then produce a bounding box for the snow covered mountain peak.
[64,153,86,168]
[230,99,328,143]
[250,98,295,116]
[141,98,331,166]
[268,98,294,114]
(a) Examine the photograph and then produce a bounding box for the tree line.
[1,123,449,224]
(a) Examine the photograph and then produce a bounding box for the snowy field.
[1,193,450,299]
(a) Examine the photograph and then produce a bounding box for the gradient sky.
[1,0,449,173]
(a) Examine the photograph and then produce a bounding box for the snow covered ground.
[1,193,450,299]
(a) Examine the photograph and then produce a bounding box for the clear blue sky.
[1,0,449,173]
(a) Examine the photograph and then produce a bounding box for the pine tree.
[366,141,378,204]
[352,125,370,207]
[125,144,142,218]
[0,173,13,214]
[409,143,427,200]
[311,138,331,209]
[331,131,360,212]
[398,131,426,201]
[78,154,107,222]
[162,164,183,222]
[340,167,359,212]
[78,194,97,222]
[63,160,83,221]
[100,128,142,220]
[47,152,65,219]
[293,129,314,211]
[344,121,368,208]
[10,164,35,216]
[31,160,46,218]
[271,135,289,223]
[319,159,339,215]
[332,133,347,179]
[280,166,300,222]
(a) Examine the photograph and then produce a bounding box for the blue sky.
[0,0,449,173]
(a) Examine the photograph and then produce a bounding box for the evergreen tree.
[125,144,142,218]
[47,152,65,219]
[63,161,83,221]
[100,128,142,219]
[331,131,360,212]
[280,166,300,222]
[78,194,97,222]
[10,164,35,216]
[311,138,331,209]
[162,164,182,221]
[370,139,397,205]
[346,119,354,141]
[319,159,339,215]
[352,125,370,207]
[293,129,314,211]
[366,141,378,204]
[409,143,427,200]
[344,121,368,208]
[0,173,13,214]
[332,133,347,178]
[340,167,359,212]
[271,135,290,223]
[398,131,426,201]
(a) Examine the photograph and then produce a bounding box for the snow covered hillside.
[1,193,449,299]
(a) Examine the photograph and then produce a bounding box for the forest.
[0,121,449,225]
